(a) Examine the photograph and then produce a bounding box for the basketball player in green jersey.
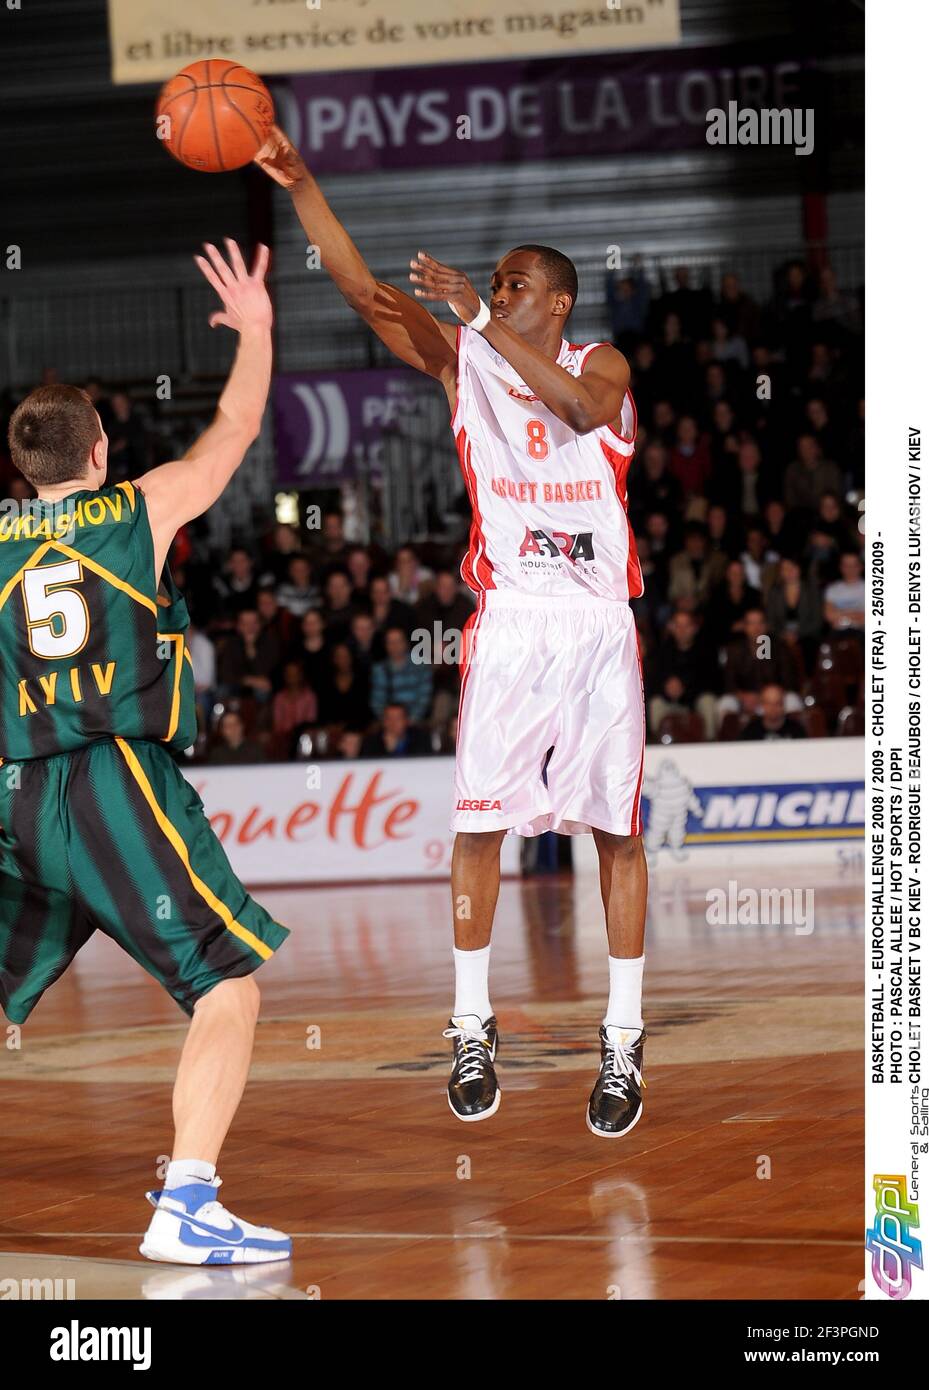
[0,240,291,1265]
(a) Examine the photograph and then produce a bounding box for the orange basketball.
[156,59,275,173]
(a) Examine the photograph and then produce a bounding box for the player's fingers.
[224,238,249,280]
[209,311,235,330]
[202,242,232,287]
[194,254,229,301]
[251,243,271,281]
[416,250,446,271]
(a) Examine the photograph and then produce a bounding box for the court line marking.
[2,1232,859,1248]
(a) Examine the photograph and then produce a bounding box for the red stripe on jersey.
[454,426,496,592]
[599,436,644,599]
[630,630,646,834]
[606,388,638,445]
[456,590,485,740]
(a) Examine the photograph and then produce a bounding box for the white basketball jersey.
[451,326,642,600]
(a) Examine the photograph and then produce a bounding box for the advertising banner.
[108,0,681,85]
[187,756,521,884]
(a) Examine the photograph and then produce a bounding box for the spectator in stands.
[413,568,475,643]
[334,728,365,760]
[805,397,840,463]
[711,438,775,517]
[763,497,802,560]
[322,568,356,643]
[293,608,329,695]
[765,555,823,673]
[187,622,216,729]
[716,271,761,343]
[213,546,259,617]
[655,313,697,408]
[669,416,712,502]
[824,552,866,636]
[262,523,302,585]
[738,684,808,741]
[706,503,740,563]
[390,544,433,606]
[361,702,431,758]
[605,263,651,351]
[629,441,683,529]
[312,509,350,572]
[105,389,148,483]
[659,266,712,340]
[708,400,740,469]
[708,317,749,371]
[209,709,264,765]
[317,642,372,728]
[257,585,294,650]
[784,434,843,513]
[668,522,727,608]
[370,626,432,722]
[348,610,379,672]
[345,544,373,603]
[276,553,319,618]
[811,266,862,341]
[718,608,803,721]
[642,511,675,599]
[814,491,858,551]
[740,523,779,595]
[216,608,281,702]
[369,573,414,639]
[706,559,762,646]
[648,608,719,739]
[272,661,318,740]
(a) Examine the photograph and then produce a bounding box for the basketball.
[155,59,275,173]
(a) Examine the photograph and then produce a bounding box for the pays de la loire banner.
[273,367,443,485]
[108,0,681,85]
[187,757,520,885]
[273,44,811,174]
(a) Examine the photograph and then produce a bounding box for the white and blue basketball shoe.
[139,1178,292,1265]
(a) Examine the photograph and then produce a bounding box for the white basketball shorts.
[452,591,646,837]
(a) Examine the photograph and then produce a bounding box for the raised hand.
[253,124,307,189]
[409,250,482,323]
[194,239,273,334]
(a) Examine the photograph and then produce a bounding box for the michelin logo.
[641,759,864,857]
[643,760,702,860]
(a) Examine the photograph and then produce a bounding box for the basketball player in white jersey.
[256,130,648,1138]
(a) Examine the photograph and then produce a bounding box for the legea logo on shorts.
[865,1175,923,1299]
[457,799,503,811]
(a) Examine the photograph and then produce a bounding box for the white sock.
[453,944,492,1021]
[164,1158,216,1192]
[604,954,644,1031]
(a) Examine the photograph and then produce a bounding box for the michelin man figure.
[642,759,703,860]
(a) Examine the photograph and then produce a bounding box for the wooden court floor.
[0,860,864,1300]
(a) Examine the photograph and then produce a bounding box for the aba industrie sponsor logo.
[866,1175,923,1299]
[640,757,864,855]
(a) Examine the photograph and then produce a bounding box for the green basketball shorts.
[0,737,289,1024]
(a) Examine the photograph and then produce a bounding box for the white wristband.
[450,296,491,331]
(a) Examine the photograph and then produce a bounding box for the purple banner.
[272,44,812,174]
[273,367,443,486]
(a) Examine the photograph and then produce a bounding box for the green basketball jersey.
[0,481,196,761]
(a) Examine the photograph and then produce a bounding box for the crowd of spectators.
[0,254,864,760]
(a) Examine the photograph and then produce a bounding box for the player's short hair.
[8,385,102,487]
[508,244,579,308]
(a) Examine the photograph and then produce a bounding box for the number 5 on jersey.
[23,561,90,660]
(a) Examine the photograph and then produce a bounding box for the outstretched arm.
[409,252,629,434]
[253,127,457,389]
[136,239,273,580]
